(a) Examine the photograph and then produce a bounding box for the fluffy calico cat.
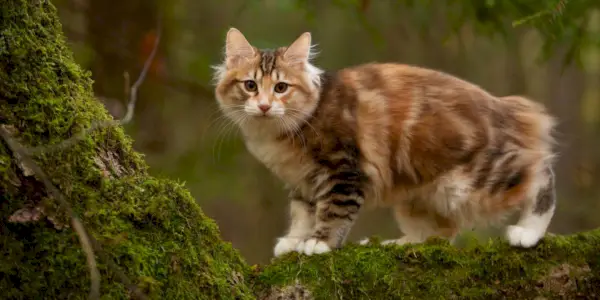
[212,28,557,257]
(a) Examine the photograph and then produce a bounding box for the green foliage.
[253,232,600,299]
[289,0,599,66]
[430,0,598,66]
[0,1,253,299]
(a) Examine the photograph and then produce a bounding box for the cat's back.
[315,62,491,127]
[324,62,553,158]
[319,62,500,139]
[332,62,489,97]
[313,62,555,206]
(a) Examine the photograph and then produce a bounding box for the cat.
[212,28,557,257]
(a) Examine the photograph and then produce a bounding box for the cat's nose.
[258,104,271,113]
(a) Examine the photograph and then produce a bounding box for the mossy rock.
[0,1,252,299]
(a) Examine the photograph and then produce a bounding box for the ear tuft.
[225,28,255,61]
[283,32,312,64]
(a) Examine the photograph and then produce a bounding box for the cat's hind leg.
[273,192,316,257]
[506,167,556,248]
[365,203,459,246]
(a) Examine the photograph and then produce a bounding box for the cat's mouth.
[246,110,284,118]
[248,112,275,118]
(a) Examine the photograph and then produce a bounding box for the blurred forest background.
[51,0,600,264]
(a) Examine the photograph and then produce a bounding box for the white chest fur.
[245,137,315,188]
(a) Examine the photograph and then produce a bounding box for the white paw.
[296,238,331,256]
[506,225,543,248]
[274,237,302,257]
[359,237,371,245]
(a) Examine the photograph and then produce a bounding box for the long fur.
[213,29,559,257]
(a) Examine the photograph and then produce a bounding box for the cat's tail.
[497,95,557,248]
[505,163,556,248]
[500,95,557,150]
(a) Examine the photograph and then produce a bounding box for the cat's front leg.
[273,190,316,257]
[296,171,365,255]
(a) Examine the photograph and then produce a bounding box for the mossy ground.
[252,233,600,300]
[0,1,252,299]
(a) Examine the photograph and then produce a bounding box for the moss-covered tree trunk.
[0,1,252,299]
[1,1,600,300]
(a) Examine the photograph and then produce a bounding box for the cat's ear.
[225,28,255,65]
[283,32,312,64]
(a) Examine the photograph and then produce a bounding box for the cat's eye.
[244,80,257,92]
[274,82,288,94]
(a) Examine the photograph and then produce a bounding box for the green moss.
[252,232,600,299]
[0,1,253,299]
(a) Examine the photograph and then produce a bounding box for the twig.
[88,238,149,300]
[124,72,131,105]
[121,17,161,125]
[512,0,570,27]
[0,125,150,300]
[0,125,101,300]
[72,218,101,299]
[27,16,162,156]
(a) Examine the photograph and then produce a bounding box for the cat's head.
[213,28,323,133]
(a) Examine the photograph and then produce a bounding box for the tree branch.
[121,15,162,125]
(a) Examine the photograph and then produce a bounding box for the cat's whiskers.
[281,114,307,149]
[206,104,246,133]
[207,110,239,133]
[284,110,321,150]
[276,117,296,145]
[275,118,295,147]
[209,103,244,119]
[280,115,307,149]
[212,109,246,162]
[285,108,320,138]
[212,116,237,162]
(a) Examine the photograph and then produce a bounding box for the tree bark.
[0,1,599,300]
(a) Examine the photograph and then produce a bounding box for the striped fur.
[213,28,558,256]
